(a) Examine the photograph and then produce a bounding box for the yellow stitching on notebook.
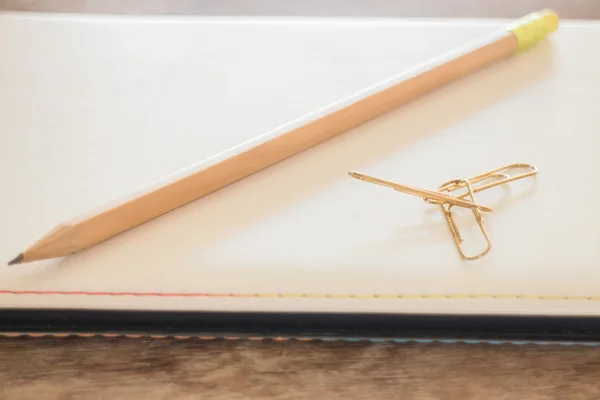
[516,295,544,300]
[279,293,303,298]
[303,293,327,298]
[422,294,448,299]
[0,290,598,301]
[539,295,569,301]
[493,294,519,299]
[328,294,352,299]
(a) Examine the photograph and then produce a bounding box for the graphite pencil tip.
[8,253,24,266]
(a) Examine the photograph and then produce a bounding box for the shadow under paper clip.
[349,163,538,260]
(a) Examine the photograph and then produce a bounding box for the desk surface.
[1,2,600,400]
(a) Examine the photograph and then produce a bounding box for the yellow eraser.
[506,9,559,51]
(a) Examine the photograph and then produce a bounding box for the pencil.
[8,9,558,265]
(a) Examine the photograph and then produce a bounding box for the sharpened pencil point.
[8,253,24,266]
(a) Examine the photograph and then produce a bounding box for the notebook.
[1,11,599,343]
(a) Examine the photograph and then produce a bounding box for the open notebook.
[1,11,599,343]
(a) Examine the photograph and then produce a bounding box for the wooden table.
[1,1,600,399]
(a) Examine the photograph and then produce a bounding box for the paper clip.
[423,163,538,205]
[435,178,492,260]
[348,163,538,260]
[347,172,492,212]
[423,163,538,260]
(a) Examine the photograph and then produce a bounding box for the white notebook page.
[0,12,599,316]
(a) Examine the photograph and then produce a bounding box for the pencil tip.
[8,253,24,266]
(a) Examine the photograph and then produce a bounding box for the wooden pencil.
[9,9,558,265]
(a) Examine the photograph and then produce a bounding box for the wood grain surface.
[1,1,600,399]
[1,337,599,400]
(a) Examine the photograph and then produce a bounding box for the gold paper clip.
[423,163,538,205]
[347,172,492,212]
[435,178,492,260]
[423,163,538,260]
[348,163,538,260]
